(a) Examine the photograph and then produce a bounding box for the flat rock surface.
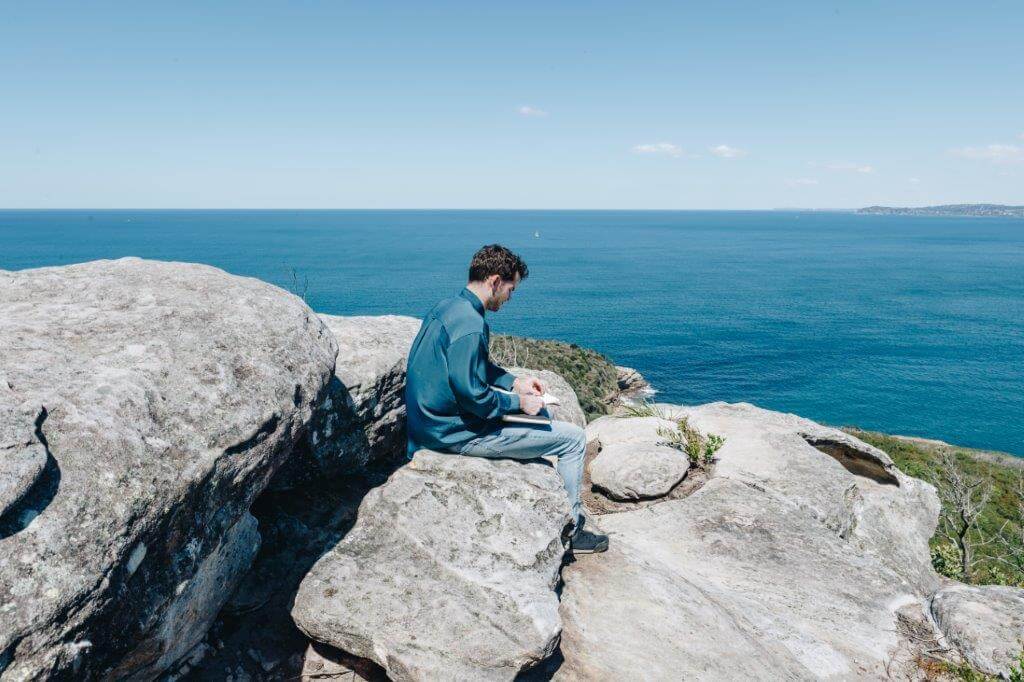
[588,442,689,500]
[0,258,336,680]
[292,449,572,682]
[556,402,941,681]
[931,584,1024,677]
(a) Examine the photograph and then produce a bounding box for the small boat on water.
[534,230,540,238]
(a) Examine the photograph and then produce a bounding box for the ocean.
[2,209,1021,455]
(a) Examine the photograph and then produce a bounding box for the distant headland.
[858,203,1024,218]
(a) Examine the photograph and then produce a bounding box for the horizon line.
[0,206,869,212]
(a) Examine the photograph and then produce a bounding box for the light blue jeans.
[456,408,586,525]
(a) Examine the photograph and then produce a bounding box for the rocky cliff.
[2,258,1021,681]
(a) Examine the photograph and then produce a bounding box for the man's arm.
[485,358,516,391]
[448,333,520,419]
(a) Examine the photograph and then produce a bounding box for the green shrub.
[930,541,963,581]
[941,660,996,681]
[1009,648,1024,682]
[656,416,725,468]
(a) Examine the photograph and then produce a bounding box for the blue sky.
[2,1,1021,209]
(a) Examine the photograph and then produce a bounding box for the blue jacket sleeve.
[485,359,516,391]
[447,333,520,419]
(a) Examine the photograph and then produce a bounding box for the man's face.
[486,273,520,312]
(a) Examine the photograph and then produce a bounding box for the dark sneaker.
[570,525,609,554]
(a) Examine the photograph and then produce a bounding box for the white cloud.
[1019,132,1024,141]
[816,161,874,174]
[517,105,548,117]
[709,144,746,159]
[786,178,819,187]
[909,177,921,184]
[951,144,1024,164]
[633,142,683,158]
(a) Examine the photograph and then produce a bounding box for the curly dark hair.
[468,244,529,283]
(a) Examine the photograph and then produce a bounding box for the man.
[404,244,609,554]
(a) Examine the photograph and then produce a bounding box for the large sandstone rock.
[931,584,1024,677]
[0,258,336,680]
[556,402,941,680]
[292,449,572,681]
[272,314,420,487]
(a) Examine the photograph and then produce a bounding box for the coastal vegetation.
[489,334,621,420]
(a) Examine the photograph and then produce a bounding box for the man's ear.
[487,274,501,292]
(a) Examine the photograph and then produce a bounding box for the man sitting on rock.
[405,243,609,554]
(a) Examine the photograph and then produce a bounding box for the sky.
[1,1,1022,209]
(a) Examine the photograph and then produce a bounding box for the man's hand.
[513,375,547,396]
[519,393,545,415]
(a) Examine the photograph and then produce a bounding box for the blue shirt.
[404,287,521,457]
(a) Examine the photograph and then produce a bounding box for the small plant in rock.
[930,541,964,581]
[657,416,725,468]
[941,660,995,682]
[938,645,1024,682]
[1009,646,1024,682]
[281,265,310,303]
[705,434,726,462]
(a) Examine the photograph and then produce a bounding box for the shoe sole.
[570,545,609,554]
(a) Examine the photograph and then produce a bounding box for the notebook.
[493,387,560,424]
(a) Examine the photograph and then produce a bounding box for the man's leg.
[456,411,585,526]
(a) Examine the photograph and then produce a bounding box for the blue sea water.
[1,209,1022,455]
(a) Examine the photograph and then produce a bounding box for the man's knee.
[555,422,586,457]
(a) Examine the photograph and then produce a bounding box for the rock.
[0,258,336,680]
[300,642,354,679]
[585,413,692,501]
[585,414,678,447]
[507,367,586,427]
[188,316,424,681]
[556,402,941,680]
[931,584,1024,677]
[0,399,47,522]
[298,641,383,681]
[666,403,936,585]
[614,365,650,398]
[292,449,572,681]
[132,513,261,677]
[588,442,690,500]
[272,314,420,487]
